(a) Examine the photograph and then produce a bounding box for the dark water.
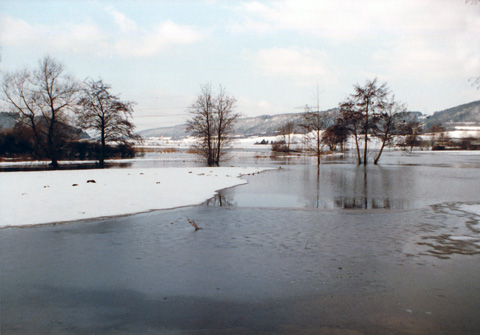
[1,151,480,334]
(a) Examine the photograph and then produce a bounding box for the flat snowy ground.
[0,167,271,228]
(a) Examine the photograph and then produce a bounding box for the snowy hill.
[0,112,19,131]
[0,112,90,139]
[424,100,480,130]
[138,108,340,139]
[137,100,480,139]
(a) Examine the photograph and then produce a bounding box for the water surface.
[1,150,480,335]
[213,151,480,210]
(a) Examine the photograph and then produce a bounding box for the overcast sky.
[1,0,479,131]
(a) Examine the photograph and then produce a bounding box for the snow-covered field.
[0,167,272,228]
[139,135,284,150]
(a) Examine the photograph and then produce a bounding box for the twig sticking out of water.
[187,217,202,232]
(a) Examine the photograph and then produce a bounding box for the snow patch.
[449,236,478,241]
[458,204,480,217]
[0,167,273,228]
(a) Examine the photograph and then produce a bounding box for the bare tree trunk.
[47,110,59,169]
[374,137,387,165]
[216,114,223,166]
[374,123,393,165]
[363,101,370,166]
[100,126,106,168]
[352,123,362,165]
[354,134,362,165]
[315,129,320,166]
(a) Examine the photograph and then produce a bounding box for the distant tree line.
[271,78,480,165]
[1,56,137,168]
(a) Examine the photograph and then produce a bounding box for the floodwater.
[1,151,480,334]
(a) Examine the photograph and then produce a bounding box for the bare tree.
[403,121,423,151]
[430,123,446,134]
[187,84,215,165]
[339,78,389,165]
[77,79,136,168]
[278,121,296,152]
[301,107,327,165]
[429,123,448,149]
[373,97,406,164]
[214,87,238,164]
[186,84,239,166]
[1,56,80,168]
[338,99,363,165]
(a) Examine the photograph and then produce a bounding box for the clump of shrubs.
[0,128,136,161]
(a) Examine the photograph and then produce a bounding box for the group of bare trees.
[3,58,239,168]
[1,56,136,168]
[338,78,407,165]
[277,78,413,166]
[3,58,460,168]
[178,78,460,167]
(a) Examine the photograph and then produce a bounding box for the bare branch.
[187,217,202,231]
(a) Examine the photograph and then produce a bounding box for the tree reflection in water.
[333,165,392,209]
[316,164,402,210]
[205,190,235,207]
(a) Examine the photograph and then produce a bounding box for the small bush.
[271,140,289,152]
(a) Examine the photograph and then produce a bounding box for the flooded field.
[1,151,480,334]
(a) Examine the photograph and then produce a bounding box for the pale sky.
[1,0,479,131]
